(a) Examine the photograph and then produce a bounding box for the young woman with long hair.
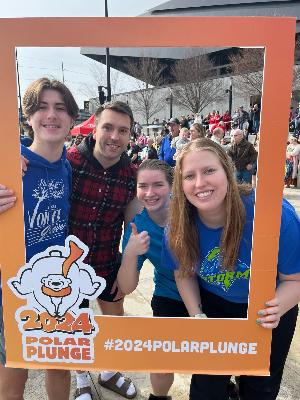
[163,138,300,400]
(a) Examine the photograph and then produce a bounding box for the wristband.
[193,313,207,319]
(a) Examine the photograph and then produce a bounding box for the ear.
[92,128,96,139]
[27,118,32,127]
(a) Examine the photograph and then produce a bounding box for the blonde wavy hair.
[169,138,252,277]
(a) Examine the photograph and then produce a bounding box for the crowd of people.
[0,78,300,400]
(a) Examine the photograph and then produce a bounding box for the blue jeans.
[235,169,252,184]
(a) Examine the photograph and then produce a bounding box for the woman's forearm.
[175,272,203,316]
[275,280,300,316]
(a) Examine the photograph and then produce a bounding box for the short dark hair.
[22,77,79,136]
[94,101,134,129]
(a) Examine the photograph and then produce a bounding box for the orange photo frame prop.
[0,16,296,374]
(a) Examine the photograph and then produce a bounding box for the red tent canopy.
[71,114,95,136]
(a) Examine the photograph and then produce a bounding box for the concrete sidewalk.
[23,188,300,400]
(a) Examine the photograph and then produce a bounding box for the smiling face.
[181,149,228,227]
[27,89,73,146]
[93,109,131,168]
[137,169,171,214]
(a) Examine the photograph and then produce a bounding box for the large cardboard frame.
[0,16,295,374]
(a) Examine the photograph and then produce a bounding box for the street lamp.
[166,90,173,119]
[225,77,233,115]
[105,0,111,102]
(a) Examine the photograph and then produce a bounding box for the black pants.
[189,288,298,400]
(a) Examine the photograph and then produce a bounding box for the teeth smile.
[43,125,59,128]
[196,190,213,198]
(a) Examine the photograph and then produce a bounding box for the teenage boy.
[0,77,79,400]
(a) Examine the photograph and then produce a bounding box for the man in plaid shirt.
[67,102,140,399]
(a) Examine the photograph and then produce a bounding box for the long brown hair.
[169,138,252,277]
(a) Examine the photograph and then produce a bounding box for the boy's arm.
[0,184,16,214]
[124,197,142,229]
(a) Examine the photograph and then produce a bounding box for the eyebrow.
[103,122,129,129]
[39,101,66,106]
[138,181,165,185]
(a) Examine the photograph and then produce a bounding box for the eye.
[205,168,216,175]
[56,105,67,111]
[119,128,130,135]
[183,174,194,180]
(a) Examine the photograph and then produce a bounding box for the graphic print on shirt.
[27,178,67,246]
[199,247,250,292]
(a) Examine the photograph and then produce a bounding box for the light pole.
[166,90,173,119]
[226,77,233,115]
[105,0,111,102]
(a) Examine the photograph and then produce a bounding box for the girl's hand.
[126,223,150,256]
[256,298,281,329]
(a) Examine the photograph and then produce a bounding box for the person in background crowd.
[228,129,257,184]
[141,138,158,161]
[194,113,202,124]
[285,136,300,188]
[128,137,141,165]
[250,104,261,134]
[137,132,148,149]
[210,127,224,145]
[159,117,180,167]
[208,111,220,132]
[190,123,206,141]
[238,106,249,131]
[180,115,189,129]
[221,110,232,132]
[163,138,300,400]
[0,77,79,400]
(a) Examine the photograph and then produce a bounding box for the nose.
[195,173,205,188]
[110,129,120,141]
[145,186,154,196]
[46,106,57,119]
[52,281,61,287]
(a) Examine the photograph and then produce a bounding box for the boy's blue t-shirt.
[122,208,182,301]
[162,191,300,303]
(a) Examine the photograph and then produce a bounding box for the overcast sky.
[1,0,164,108]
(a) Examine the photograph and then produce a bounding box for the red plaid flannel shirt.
[67,135,136,277]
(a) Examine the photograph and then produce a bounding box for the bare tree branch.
[229,48,264,96]
[171,54,224,113]
[125,58,166,125]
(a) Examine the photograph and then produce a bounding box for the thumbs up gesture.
[126,222,150,256]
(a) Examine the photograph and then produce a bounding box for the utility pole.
[105,0,111,102]
[61,62,65,83]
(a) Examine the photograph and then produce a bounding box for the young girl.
[163,138,300,400]
[118,159,204,400]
